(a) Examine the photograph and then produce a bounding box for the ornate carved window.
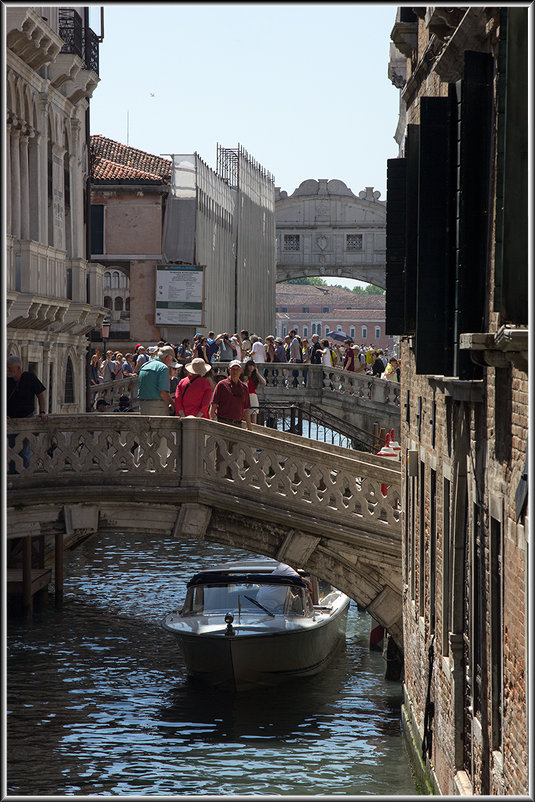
[283,234,300,252]
[346,234,363,251]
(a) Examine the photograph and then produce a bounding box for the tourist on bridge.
[310,334,323,365]
[113,394,135,412]
[216,333,237,362]
[383,357,400,382]
[206,331,219,362]
[209,359,252,430]
[250,335,265,364]
[134,345,150,373]
[176,338,193,373]
[137,345,177,415]
[90,354,102,385]
[288,330,302,363]
[242,358,266,425]
[273,337,286,362]
[175,358,213,419]
[264,335,276,363]
[7,355,47,421]
[240,330,252,357]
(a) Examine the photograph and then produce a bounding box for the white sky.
[89,3,401,288]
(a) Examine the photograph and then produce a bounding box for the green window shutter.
[385,158,407,335]
[414,98,455,376]
[453,51,494,379]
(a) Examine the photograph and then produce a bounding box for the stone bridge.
[7,413,403,647]
[275,180,387,287]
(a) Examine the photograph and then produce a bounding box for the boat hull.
[166,603,349,691]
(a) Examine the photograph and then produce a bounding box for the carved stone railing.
[88,364,400,413]
[7,415,401,544]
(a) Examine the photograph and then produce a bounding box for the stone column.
[28,131,41,242]
[19,129,30,241]
[37,93,49,245]
[70,117,82,258]
[6,123,12,235]
[10,126,21,240]
[51,143,66,251]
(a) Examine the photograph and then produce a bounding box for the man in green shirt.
[137,345,177,415]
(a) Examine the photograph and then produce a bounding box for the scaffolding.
[216,143,274,190]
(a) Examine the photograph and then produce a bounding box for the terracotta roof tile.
[90,135,171,183]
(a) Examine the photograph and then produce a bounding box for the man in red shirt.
[209,360,252,430]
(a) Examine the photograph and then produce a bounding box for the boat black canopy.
[186,571,309,590]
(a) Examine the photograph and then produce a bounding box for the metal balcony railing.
[59,8,83,60]
[58,8,99,75]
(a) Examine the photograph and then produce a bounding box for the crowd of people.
[88,329,400,419]
[6,326,398,441]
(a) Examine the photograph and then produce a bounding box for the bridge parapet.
[7,415,400,540]
[89,364,400,417]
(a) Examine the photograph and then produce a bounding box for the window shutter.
[414,97,455,375]
[494,8,528,325]
[404,125,420,333]
[90,204,104,255]
[385,158,406,335]
[453,51,494,379]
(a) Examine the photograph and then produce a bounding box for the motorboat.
[162,558,350,691]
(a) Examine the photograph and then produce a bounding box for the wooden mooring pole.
[55,533,64,606]
[22,536,32,620]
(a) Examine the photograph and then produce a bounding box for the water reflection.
[7,533,417,796]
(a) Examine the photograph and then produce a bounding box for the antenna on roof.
[126,111,129,146]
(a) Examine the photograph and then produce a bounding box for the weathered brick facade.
[387,7,528,795]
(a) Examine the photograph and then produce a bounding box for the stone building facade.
[275,180,386,288]
[90,135,172,346]
[6,6,107,413]
[386,7,528,795]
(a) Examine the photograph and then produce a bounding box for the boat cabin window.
[183,581,311,616]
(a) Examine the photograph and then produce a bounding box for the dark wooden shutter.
[453,51,494,379]
[385,158,406,335]
[494,8,528,325]
[414,98,454,375]
[90,203,104,255]
[404,125,420,334]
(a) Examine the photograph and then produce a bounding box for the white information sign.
[155,264,204,326]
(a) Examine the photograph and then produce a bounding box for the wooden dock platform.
[7,568,52,596]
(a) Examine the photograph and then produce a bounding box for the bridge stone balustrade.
[90,364,401,435]
[7,414,404,647]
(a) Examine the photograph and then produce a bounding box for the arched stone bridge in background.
[275,180,387,287]
[7,366,403,648]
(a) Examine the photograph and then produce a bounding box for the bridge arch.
[275,179,386,288]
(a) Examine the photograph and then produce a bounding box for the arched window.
[104,271,111,289]
[125,296,130,311]
[64,356,75,403]
[114,296,123,311]
[112,271,120,288]
[104,296,112,309]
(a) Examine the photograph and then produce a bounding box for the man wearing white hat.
[137,345,178,415]
[209,360,252,430]
[174,358,213,419]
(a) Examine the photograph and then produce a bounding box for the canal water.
[7,534,418,796]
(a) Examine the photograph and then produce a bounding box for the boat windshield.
[182,581,312,617]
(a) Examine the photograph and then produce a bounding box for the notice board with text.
[155,264,205,326]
